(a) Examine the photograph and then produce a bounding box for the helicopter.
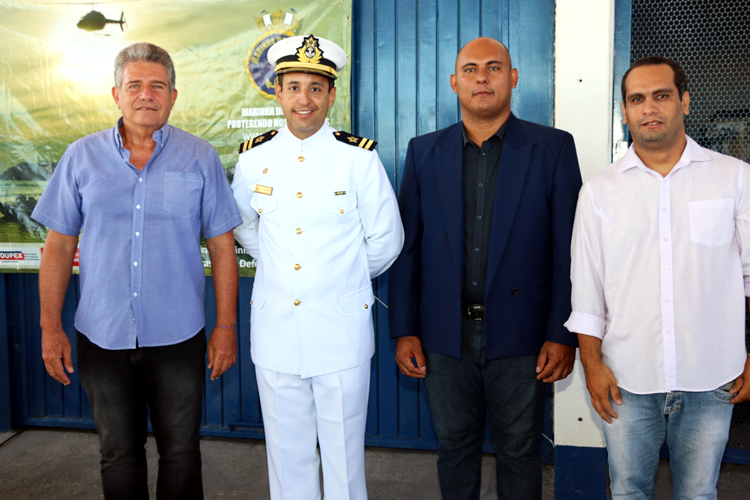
[76,10,126,32]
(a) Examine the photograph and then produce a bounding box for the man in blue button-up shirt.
[31,43,242,500]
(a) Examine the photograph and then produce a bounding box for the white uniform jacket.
[232,124,404,378]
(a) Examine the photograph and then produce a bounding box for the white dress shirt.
[565,136,750,394]
[232,124,404,378]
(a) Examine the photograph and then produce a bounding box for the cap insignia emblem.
[296,35,323,65]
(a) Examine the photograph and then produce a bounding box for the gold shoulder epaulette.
[238,130,278,154]
[333,131,377,151]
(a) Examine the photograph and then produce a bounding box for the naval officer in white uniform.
[231,35,404,500]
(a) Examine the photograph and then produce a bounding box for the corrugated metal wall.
[353,0,554,450]
[1,0,556,453]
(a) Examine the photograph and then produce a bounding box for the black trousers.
[77,331,206,500]
[423,319,546,500]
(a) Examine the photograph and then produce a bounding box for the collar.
[280,122,331,149]
[113,118,171,153]
[617,135,713,174]
[461,119,509,147]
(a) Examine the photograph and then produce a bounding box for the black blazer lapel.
[485,114,532,288]
[435,123,465,281]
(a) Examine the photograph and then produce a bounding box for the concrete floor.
[0,427,748,499]
[0,428,550,499]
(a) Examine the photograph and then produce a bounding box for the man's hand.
[42,327,74,385]
[535,341,575,382]
[730,355,750,404]
[581,359,622,424]
[207,327,237,381]
[395,336,427,378]
[39,229,78,386]
[204,230,238,381]
[577,333,622,423]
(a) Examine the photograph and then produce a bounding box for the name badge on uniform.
[254,184,273,196]
[334,191,346,196]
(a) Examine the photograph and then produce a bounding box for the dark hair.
[115,43,175,91]
[621,55,688,104]
[276,72,335,92]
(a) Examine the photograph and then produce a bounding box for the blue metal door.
[2,0,557,453]
[353,0,555,451]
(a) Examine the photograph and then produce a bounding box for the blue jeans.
[423,318,546,500]
[601,385,735,500]
[77,331,206,500]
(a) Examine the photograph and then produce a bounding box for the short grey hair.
[114,43,176,91]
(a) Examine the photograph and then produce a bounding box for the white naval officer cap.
[268,34,348,80]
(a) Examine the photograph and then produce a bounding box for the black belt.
[463,304,484,320]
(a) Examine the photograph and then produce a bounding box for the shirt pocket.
[340,284,374,313]
[321,194,358,219]
[164,171,203,218]
[250,286,266,310]
[249,193,278,216]
[688,198,735,247]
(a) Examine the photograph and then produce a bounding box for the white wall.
[552,0,616,448]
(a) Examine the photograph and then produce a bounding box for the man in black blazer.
[388,37,581,499]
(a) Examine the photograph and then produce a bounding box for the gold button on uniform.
[298,156,305,162]
[262,168,268,174]
[294,264,301,270]
[258,208,263,213]
[294,300,301,306]
[249,301,253,305]
[297,192,303,198]
[296,228,303,234]
[339,209,344,214]
[364,304,368,309]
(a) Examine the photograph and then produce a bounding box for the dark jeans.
[77,331,206,500]
[423,318,546,500]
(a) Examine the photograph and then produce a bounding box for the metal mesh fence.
[630,0,750,451]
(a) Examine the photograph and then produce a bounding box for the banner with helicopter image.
[0,0,352,276]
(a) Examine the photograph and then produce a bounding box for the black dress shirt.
[462,120,508,305]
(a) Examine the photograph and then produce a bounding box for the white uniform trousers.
[256,361,371,500]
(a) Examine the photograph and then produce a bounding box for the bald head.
[455,38,511,73]
[450,37,517,123]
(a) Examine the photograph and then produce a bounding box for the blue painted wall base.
[554,445,608,500]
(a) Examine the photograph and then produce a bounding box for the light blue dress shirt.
[32,119,242,349]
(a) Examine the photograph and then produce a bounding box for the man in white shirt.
[231,35,403,500]
[565,55,750,499]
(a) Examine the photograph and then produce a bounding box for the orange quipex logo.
[0,251,25,261]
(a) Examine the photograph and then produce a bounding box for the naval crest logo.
[245,8,300,99]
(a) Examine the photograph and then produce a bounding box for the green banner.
[0,0,353,276]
